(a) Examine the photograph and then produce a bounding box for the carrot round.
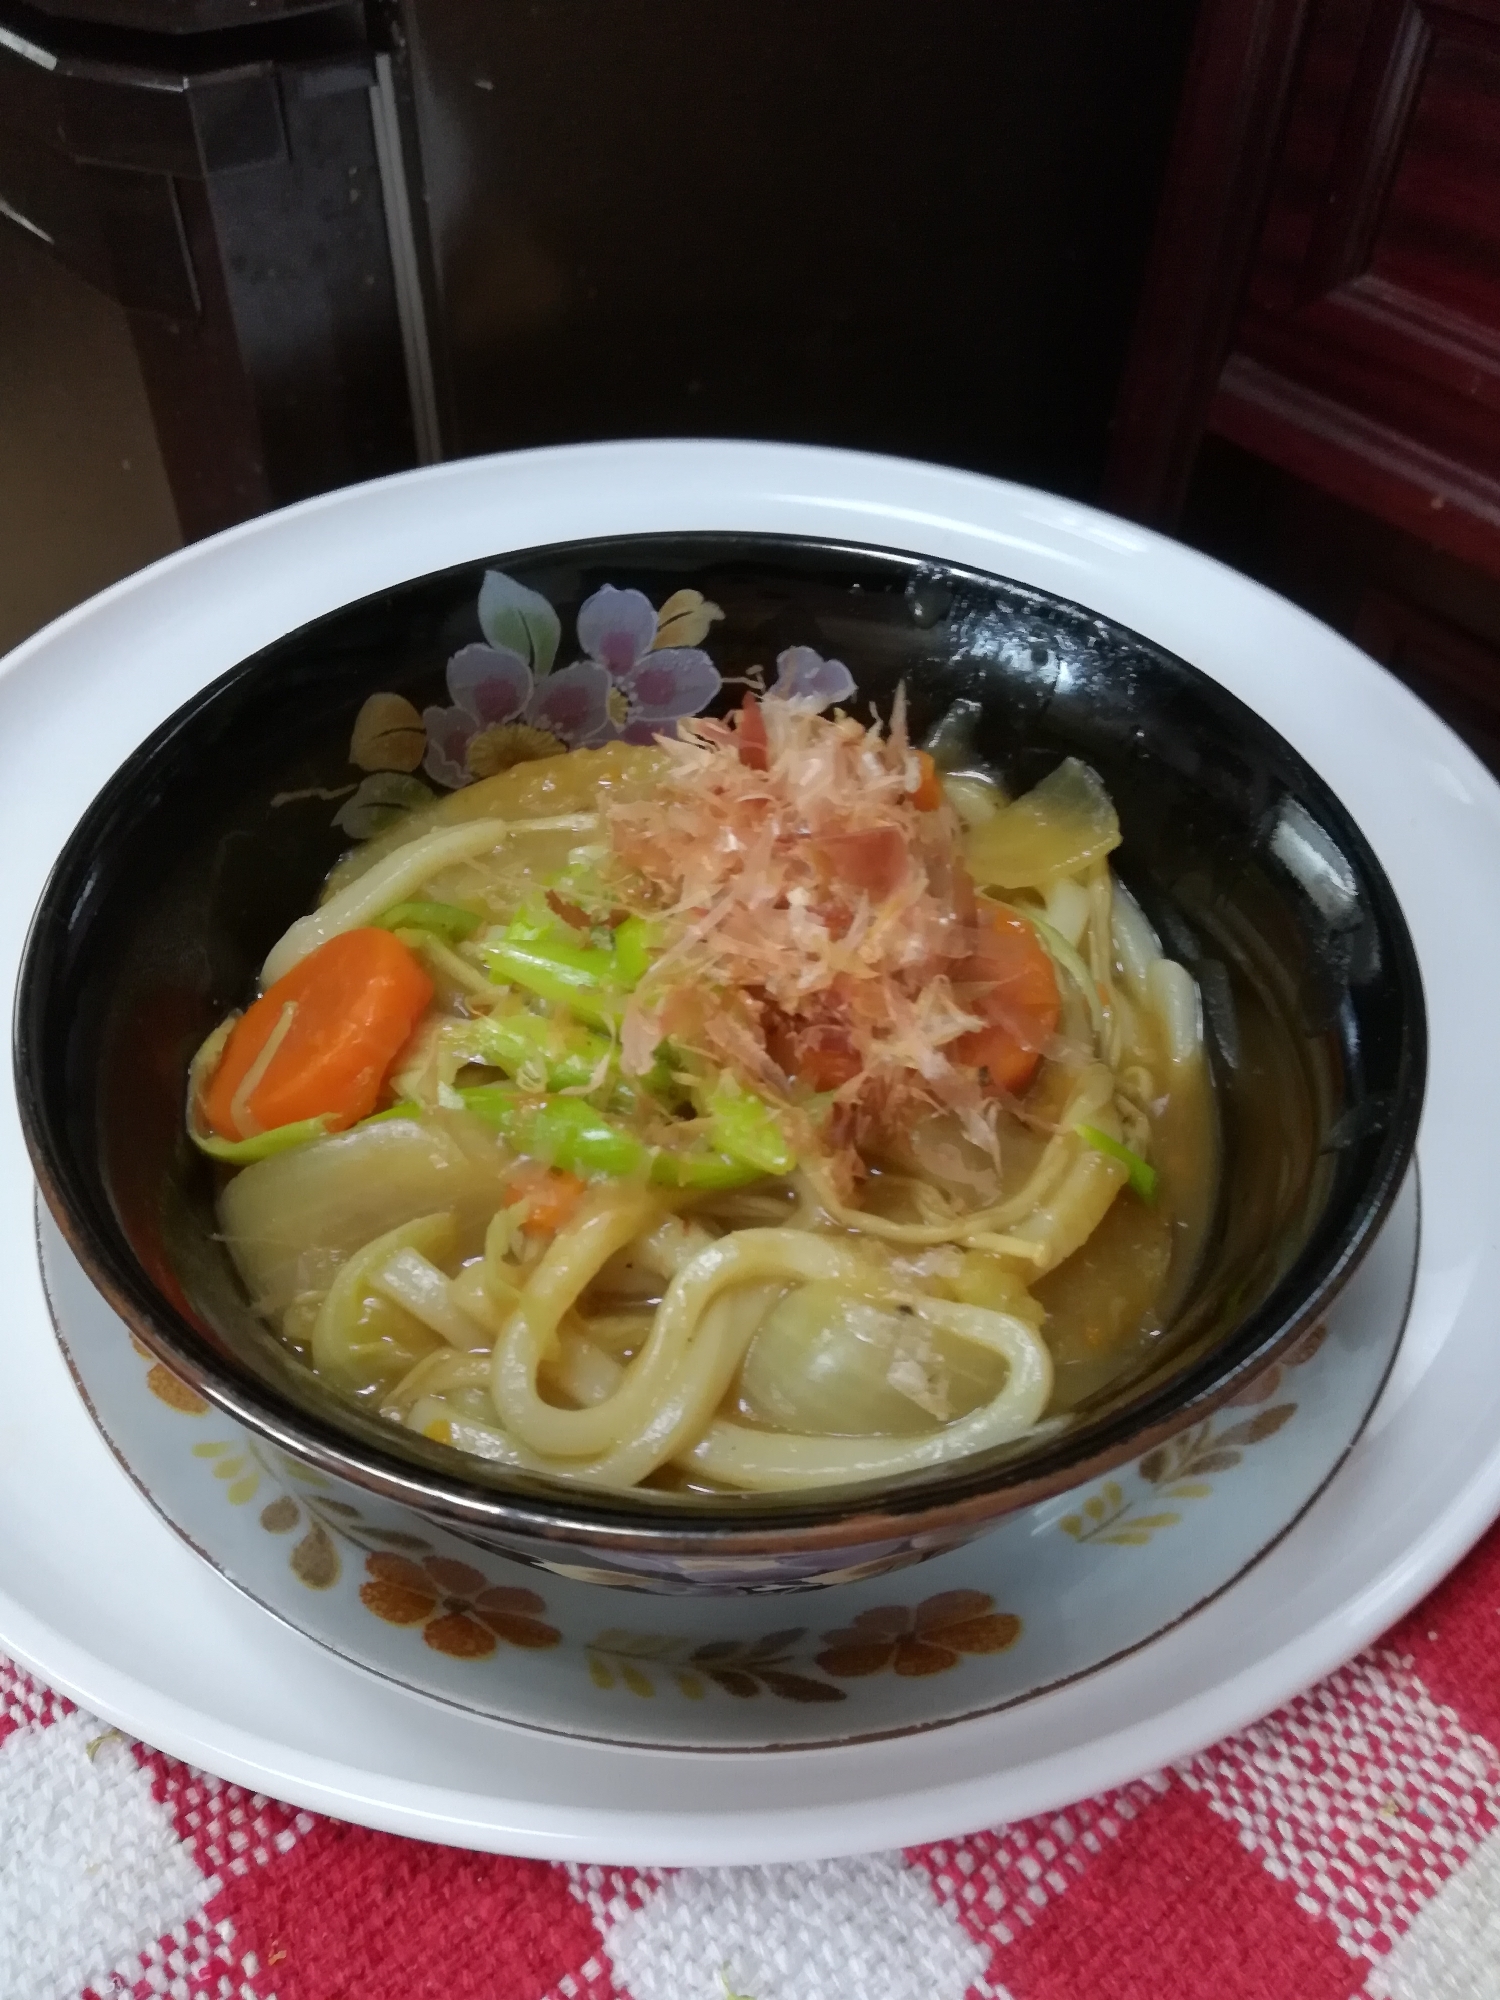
[951,906,1061,1094]
[910,750,943,810]
[509,1163,587,1235]
[202,928,433,1141]
[735,694,769,771]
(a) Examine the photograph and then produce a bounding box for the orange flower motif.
[358,1552,559,1659]
[815,1589,1021,1679]
[145,1364,209,1415]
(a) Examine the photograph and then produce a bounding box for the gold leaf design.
[653,589,725,650]
[1061,1403,1300,1546]
[350,692,425,773]
[260,1495,299,1533]
[211,1455,249,1482]
[585,1626,850,1704]
[290,1521,340,1590]
[225,1474,259,1505]
[1216,1405,1296,1447]
[1288,1322,1327,1366]
[334,772,433,840]
[192,1441,230,1458]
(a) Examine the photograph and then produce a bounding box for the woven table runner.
[5,1517,1500,2000]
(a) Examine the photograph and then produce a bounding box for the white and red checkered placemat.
[7,1520,1500,2000]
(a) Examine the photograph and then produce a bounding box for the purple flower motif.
[422,643,611,788]
[771,646,857,711]
[574,584,722,745]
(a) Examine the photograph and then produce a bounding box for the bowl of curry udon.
[16,533,1424,1592]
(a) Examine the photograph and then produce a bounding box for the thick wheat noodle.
[382,1347,489,1422]
[406,1285,773,1487]
[797,1134,1072,1247]
[262,814,596,984]
[680,1301,1053,1491]
[1007,1136,1129,1275]
[580,1283,778,1488]
[797,1061,1118,1251]
[497,1224,882,1459]
[489,1184,664,1456]
[311,1212,454,1379]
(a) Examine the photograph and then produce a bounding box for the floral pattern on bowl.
[333,569,857,840]
[49,1173,1416,1752]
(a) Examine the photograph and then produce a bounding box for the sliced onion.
[964,758,1120,890]
[1147,958,1203,1065]
[682,1306,1053,1491]
[736,1281,1008,1437]
[1111,880,1163,1001]
[218,1114,510,1313]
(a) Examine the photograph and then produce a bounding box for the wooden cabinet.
[1211,0,1500,576]
[1108,0,1500,770]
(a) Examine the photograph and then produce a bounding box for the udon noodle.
[190,685,1215,1494]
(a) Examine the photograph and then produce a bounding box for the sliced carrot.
[950,906,1061,1095]
[910,749,943,810]
[510,1163,587,1235]
[202,928,433,1141]
[735,693,769,771]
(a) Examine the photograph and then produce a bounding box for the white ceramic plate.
[1,441,1496,1864]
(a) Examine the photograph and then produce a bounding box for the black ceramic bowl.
[15,533,1425,1592]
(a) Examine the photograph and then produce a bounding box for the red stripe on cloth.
[80,1910,267,2000]
[203,1815,606,2000]
[1386,1523,1500,1749]
[1182,1646,1500,1963]
[988,1777,1365,2000]
[909,1774,1171,1957]
[0,1656,71,1748]
[134,1745,313,1884]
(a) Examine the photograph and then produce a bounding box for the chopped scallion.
[1076,1123,1157,1202]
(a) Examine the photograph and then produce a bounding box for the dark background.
[403,0,1195,484]
[0,0,1197,650]
[4,0,1500,771]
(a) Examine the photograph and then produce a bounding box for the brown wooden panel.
[1101,0,1314,519]
[1205,0,1500,569]
[1212,353,1500,574]
[404,0,1198,499]
[1354,583,1500,768]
